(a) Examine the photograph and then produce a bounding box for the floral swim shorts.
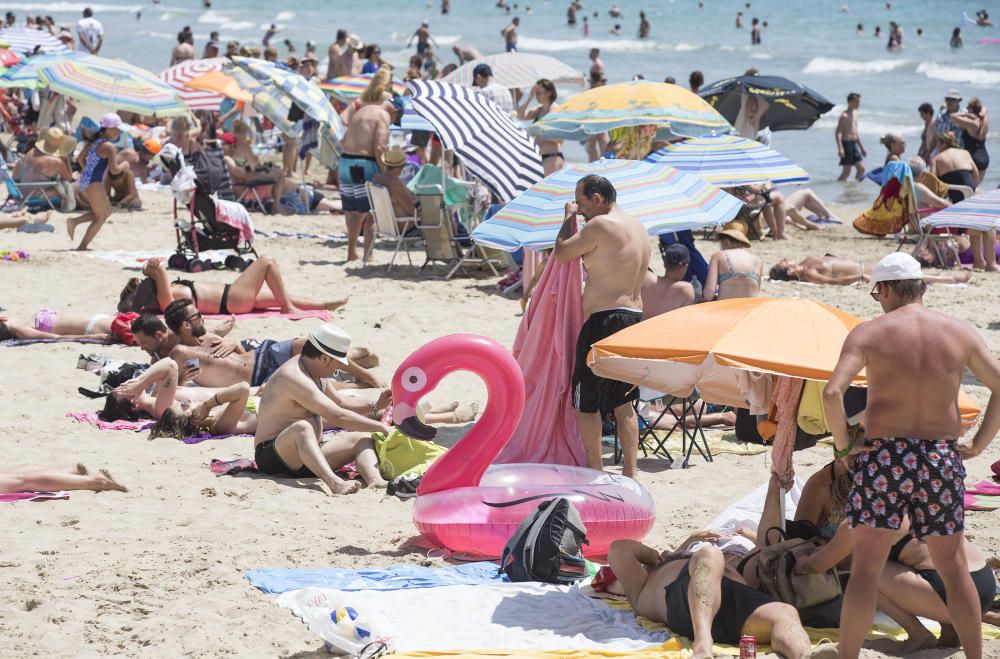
[845,438,966,538]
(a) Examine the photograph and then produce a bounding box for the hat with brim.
[871,252,922,284]
[308,323,351,366]
[302,52,318,63]
[381,146,407,168]
[717,228,751,247]
[36,127,77,157]
[944,89,962,100]
[346,34,364,50]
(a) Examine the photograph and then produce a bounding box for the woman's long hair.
[148,408,196,440]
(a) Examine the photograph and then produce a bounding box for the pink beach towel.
[201,309,332,321]
[0,491,70,503]
[67,412,153,432]
[496,250,586,466]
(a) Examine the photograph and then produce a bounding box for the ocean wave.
[274,11,295,22]
[803,57,908,75]
[196,11,256,32]
[917,61,1000,86]
[813,115,923,138]
[517,35,670,53]
[3,2,142,11]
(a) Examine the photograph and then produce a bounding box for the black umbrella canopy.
[698,75,834,131]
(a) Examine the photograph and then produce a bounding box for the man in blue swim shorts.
[824,252,1000,659]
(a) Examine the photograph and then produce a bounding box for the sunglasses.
[184,311,203,323]
[869,284,880,301]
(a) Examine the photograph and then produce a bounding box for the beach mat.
[2,337,116,347]
[69,412,250,442]
[967,481,1000,511]
[247,562,505,594]
[256,229,348,241]
[0,491,70,503]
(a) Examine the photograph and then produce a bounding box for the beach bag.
[754,527,842,614]
[499,497,588,585]
[372,430,446,480]
[853,177,910,237]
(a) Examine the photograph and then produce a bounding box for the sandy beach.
[1,189,997,657]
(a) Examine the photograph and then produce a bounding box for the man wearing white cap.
[823,252,1000,659]
[254,324,390,495]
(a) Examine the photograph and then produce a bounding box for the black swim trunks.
[846,438,966,538]
[839,140,864,166]
[917,564,996,614]
[254,439,315,478]
[572,308,643,414]
[665,562,776,644]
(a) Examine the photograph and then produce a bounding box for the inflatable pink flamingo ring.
[392,334,656,558]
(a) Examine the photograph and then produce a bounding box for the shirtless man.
[327,30,348,80]
[836,93,866,182]
[339,99,394,262]
[608,540,812,659]
[642,243,696,318]
[254,324,390,495]
[407,21,437,56]
[169,30,195,66]
[588,48,604,86]
[501,17,519,52]
[554,175,650,478]
[12,127,75,208]
[768,254,971,286]
[823,252,1000,659]
[452,44,481,63]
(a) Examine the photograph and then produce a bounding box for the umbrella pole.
[779,487,786,532]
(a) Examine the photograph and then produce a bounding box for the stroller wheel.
[167,253,188,270]
[186,259,205,273]
[225,255,245,270]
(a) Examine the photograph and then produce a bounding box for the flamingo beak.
[396,415,437,441]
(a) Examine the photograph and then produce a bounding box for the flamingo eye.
[401,367,427,392]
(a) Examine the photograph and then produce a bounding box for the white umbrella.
[442,52,584,89]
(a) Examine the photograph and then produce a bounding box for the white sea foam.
[274,11,296,22]
[803,57,908,75]
[3,2,142,12]
[516,35,670,53]
[916,61,1000,86]
[196,10,255,32]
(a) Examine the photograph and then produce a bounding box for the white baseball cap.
[871,252,922,284]
[308,323,351,366]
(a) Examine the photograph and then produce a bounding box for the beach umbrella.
[0,28,69,55]
[318,73,407,100]
[923,188,1000,232]
[159,58,229,111]
[442,52,585,89]
[470,159,743,251]
[528,81,733,142]
[183,70,253,103]
[698,75,834,132]
[36,56,187,116]
[0,50,85,89]
[644,134,810,186]
[0,48,20,67]
[395,94,434,132]
[407,79,544,202]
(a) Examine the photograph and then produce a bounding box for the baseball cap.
[308,324,351,366]
[871,252,922,284]
[944,89,962,100]
[473,63,493,79]
[100,112,122,129]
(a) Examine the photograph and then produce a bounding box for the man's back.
[581,212,650,316]
[341,105,389,157]
[642,274,694,318]
[859,304,974,440]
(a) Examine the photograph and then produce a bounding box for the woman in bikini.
[933,132,997,272]
[703,228,762,300]
[67,113,127,250]
[117,255,349,315]
[517,79,563,175]
[0,309,116,342]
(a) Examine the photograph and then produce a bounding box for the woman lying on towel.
[118,255,349,316]
[0,309,127,342]
[0,463,127,493]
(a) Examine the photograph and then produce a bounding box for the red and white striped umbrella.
[159,58,228,111]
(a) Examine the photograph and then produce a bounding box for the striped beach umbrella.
[37,56,187,116]
[159,58,228,111]
[644,134,809,186]
[923,188,1000,232]
[318,73,407,100]
[529,81,733,142]
[407,79,544,203]
[470,159,743,251]
[0,51,85,89]
[442,52,585,89]
[0,28,69,55]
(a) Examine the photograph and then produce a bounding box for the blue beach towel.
[246,562,507,594]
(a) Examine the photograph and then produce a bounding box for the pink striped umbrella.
[159,58,228,111]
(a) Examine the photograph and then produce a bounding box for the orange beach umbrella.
[184,70,252,103]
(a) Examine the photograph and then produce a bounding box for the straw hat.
[35,127,77,157]
[717,227,751,247]
[346,34,364,51]
[381,146,407,168]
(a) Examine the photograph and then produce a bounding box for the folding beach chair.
[614,387,713,469]
[895,177,961,267]
[365,181,420,271]
[0,158,62,211]
[414,183,465,278]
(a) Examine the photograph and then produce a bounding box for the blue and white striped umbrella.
[0,50,86,89]
[923,188,1000,232]
[407,79,543,202]
[471,159,743,251]
[397,95,434,132]
[0,28,69,55]
[644,134,810,186]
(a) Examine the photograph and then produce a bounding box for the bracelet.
[834,446,851,460]
[371,400,379,419]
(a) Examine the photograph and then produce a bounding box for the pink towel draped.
[67,412,153,431]
[770,376,804,490]
[496,251,586,466]
[214,198,255,243]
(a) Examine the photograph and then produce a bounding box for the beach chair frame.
[614,388,714,469]
[365,181,420,271]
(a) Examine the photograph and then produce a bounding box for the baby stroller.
[159,142,256,273]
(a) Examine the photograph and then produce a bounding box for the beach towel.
[966,481,1000,511]
[67,412,154,432]
[247,562,506,594]
[214,198,255,242]
[0,491,70,503]
[646,429,768,459]
[496,238,586,467]
[76,248,235,268]
[210,458,257,476]
[796,380,828,435]
[1,337,116,347]
[255,229,348,241]
[201,309,332,321]
[274,583,671,653]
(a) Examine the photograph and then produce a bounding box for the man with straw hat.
[823,252,1000,659]
[13,128,77,210]
[254,323,390,495]
[372,146,415,220]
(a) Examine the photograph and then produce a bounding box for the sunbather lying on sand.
[0,309,120,342]
[0,463,127,493]
[769,255,973,285]
[118,255,348,316]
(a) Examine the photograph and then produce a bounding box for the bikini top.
[717,251,761,285]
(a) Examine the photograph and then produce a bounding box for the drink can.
[739,634,757,659]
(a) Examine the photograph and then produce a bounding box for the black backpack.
[499,497,589,584]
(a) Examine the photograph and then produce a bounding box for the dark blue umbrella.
[698,75,834,132]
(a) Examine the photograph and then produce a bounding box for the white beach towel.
[688,478,804,556]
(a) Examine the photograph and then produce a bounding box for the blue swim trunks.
[338,154,380,212]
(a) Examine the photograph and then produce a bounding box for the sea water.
[16,0,999,202]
